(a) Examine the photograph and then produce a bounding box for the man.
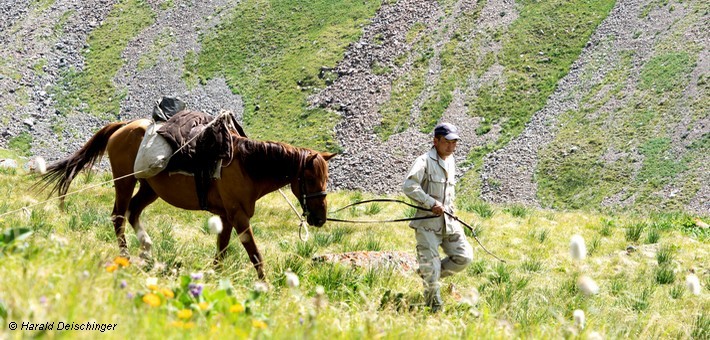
[402,122,473,312]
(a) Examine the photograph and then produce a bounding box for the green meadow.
[0,156,707,339]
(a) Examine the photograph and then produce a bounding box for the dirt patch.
[312,251,418,273]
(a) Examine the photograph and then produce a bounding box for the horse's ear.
[320,152,337,161]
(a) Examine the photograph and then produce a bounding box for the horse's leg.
[127,180,159,261]
[234,215,265,280]
[215,215,235,264]
[111,176,137,258]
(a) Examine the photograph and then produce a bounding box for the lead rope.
[327,198,506,263]
[278,188,309,241]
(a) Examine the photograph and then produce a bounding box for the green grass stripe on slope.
[53,0,155,118]
[189,0,382,151]
[457,0,615,198]
[466,0,616,161]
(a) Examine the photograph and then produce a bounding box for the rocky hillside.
[0,0,707,214]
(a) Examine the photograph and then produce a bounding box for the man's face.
[433,136,457,159]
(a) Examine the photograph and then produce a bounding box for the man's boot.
[425,287,443,313]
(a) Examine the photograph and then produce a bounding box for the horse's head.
[292,151,336,227]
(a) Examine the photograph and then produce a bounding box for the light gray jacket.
[402,147,458,234]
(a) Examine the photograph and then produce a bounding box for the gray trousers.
[415,226,474,292]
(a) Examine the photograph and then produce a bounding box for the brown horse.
[40,119,335,279]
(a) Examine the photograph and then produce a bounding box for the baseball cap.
[434,123,460,140]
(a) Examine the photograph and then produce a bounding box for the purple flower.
[120,280,127,289]
[190,272,203,281]
[188,283,203,297]
[39,296,47,305]
[127,292,134,299]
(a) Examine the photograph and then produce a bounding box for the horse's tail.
[37,121,128,198]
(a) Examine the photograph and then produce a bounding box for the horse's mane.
[234,137,313,181]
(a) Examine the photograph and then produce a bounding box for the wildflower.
[205,269,215,277]
[573,309,585,329]
[252,319,267,329]
[146,277,159,291]
[577,275,599,296]
[314,285,327,310]
[81,270,90,279]
[587,331,604,340]
[570,235,587,260]
[120,280,127,289]
[208,216,223,234]
[106,264,119,273]
[189,283,204,297]
[460,287,480,307]
[198,302,209,311]
[230,303,245,313]
[127,292,134,299]
[191,272,204,281]
[114,256,130,267]
[177,309,193,320]
[285,269,299,288]
[254,281,269,293]
[171,321,185,328]
[39,296,47,305]
[686,274,701,295]
[153,262,166,272]
[142,293,161,307]
[183,322,195,330]
[161,288,175,299]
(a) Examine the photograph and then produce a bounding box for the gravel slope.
[0,0,707,213]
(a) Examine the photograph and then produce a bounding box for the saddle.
[134,97,248,210]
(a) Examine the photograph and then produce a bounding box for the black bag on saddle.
[152,97,187,122]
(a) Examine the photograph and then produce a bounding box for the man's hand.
[431,201,444,216]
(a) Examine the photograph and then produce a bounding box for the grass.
[7,132,33,157]
[1,157,708,338]
[188,0,382,151]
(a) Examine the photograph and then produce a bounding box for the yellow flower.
[142,293,161,307]
[177,309,193,319]
[252,319,267,329]
[106,264,119,273]
[170,321,185,328]
[183,322,195,329]
[229,303,245,313]
[161,288,175,299]
[146,277,159,291]
[113,256,130,267]
[198,302,209,311]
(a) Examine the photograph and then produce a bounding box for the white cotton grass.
[285,269,300,288]
[34,157,47,174]
[207,216,223,234]
[686,274,701,295]
[577,275,599,296]
[460,287,480,307]
[573,309,585,329]
[570,234,587,260]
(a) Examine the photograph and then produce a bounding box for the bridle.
[296,159,327,218]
